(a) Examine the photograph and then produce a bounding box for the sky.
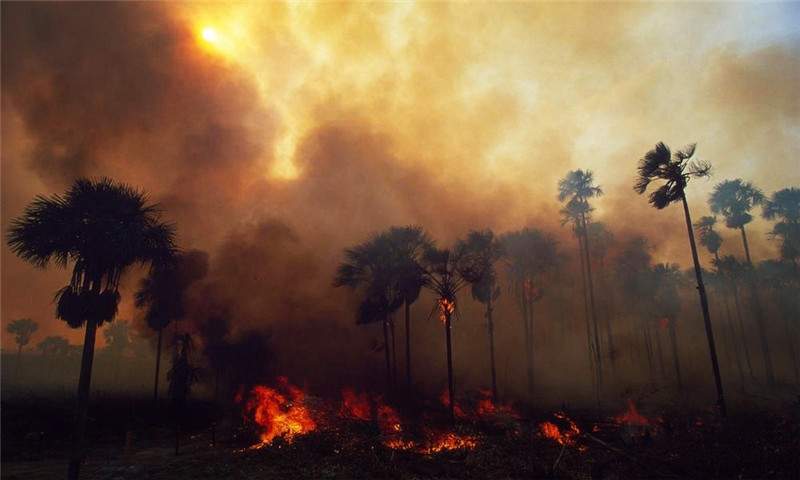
[2,1,799,353]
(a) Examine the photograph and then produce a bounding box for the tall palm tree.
[710,179,774,385]
[383,226,432,388]
[634,142,726,416]
[335,232,404,390]
[7,177,176,479]
[455,229,504,400]
[558,170,604,387]
[650,263,684,390]
[422,246,470,421]
[6,318,38,375]
[500,228,560,399]
[762,187,800,268]
[135,250,207,402]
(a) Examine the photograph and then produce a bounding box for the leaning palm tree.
[7,318,38,376]
[558,170,604,386]
[500,228,560,399]
[383,226,432,388]
[633,142,726,416]
[334,232,404,390]
[422,246,469,421]
[762,187,800,268]
[455,229,504,400]
[7,177,176,479]
[710,179,774,385]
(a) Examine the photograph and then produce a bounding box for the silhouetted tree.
[456,229,504,400]
[500,228,560,399]
[710,179,774,385]
[335,232,404,390]
[7,318,38,375]
[135,250,208,402]
[695,216,723,261]
[422,246,469,421]
[7,177,176,479]
[634,142,726,415]
[650,263,684,389]
[383,226,432,389]
[168,333,201,455]
[558,170,604,389]
[762,187,800,268]
[37,335,70,357]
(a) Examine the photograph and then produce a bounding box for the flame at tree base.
[240,377,317,446]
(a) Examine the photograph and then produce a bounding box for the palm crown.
[454,230,504,304]
[694,216,723,256]
[634,142,711,208]
[709,179,765,229]
[762,187,800,262]
[7,318,38,348]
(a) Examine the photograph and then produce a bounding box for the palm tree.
[710,179,774,385]
[500,228,560,399]
[335,232,405,390]
[7,318,38,375]
[455,229,504,400]
[558,170,604,387]
[383,226,432,389]
[136,250,207,402]
[7,177,176,479]
[758,259,799,383]
[634,142,726,416]
[762,187,800,268]
[103,319,130,387]
[650,264,684,389]
[422,246,471,421]
[695,216,724,262]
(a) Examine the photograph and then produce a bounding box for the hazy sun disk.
[201,26,220,44]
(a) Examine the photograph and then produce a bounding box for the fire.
[439,388,467,418]
[438,298,455,323]
[377,401,403,434]
[614,399,651,426]
[240,377,316,446]
[475,388,520,418]
[419,432,478,454]
[340,388,372,421]
[539,412,583,449]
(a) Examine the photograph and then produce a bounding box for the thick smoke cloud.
[2,2,798,398]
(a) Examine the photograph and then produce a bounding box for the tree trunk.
[681,193,726,416]
[404,301,411,388]
[487,296,498,401]
[642,319,655,379]
[580,213,603,388]
[740,226,775,386]
[722,295,746,391]
[599,260,616,371]
[653,323,666,377]
[444,308,455,423]
[731,283,755,378]
[390,317,397,386]
[576,234,597,401]
[67,317,99,480]
[153,327,163,403]
[667,318,683,390]
[16,344,22,379]
[527,297,535,398]
[382,320,392,391]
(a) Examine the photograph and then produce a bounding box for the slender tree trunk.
[653,323,666,377]
[521,291,532,399]
[486,296,498,401]
[576,234,597,400]
[642,319,655,379]
[667,318,683,390]
[67,317,99,480]
[722,294,746,391]
[740,226,775,386]
[599,260,616,370]
[527,298,535,398]
[153,327,163,403]
[382,320,392,391]
[580,213,603,388]
[731,283,755,378]
[681,194,726,416]
[15,345,22,379]
[404,301,411,388]
[444,308,455,423]
[390,317,397,386]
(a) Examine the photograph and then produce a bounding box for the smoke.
[2,2,799,401]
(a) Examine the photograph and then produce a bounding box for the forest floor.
[2,393,799,479]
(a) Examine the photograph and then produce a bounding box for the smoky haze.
[1,2,798,405]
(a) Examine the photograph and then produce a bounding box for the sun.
[201,26,220,45]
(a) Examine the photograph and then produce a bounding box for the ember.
[475,388,520,418]
[419,431,478,454]
[439,388,467,419]
[539,412,582,449]
[438,298,455,323]
[240,377,316,446]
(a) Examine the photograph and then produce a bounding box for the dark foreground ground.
[2,394,799,480]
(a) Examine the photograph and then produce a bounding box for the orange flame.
[539,412,582,449]
[241,377,316,446]
[438,298,455,323]
[475,388,520,418]
[419,431,478,454]
[377,401,403,434]
[614,399,651,426]
[439,388,467,418]
[339,388,372,421]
